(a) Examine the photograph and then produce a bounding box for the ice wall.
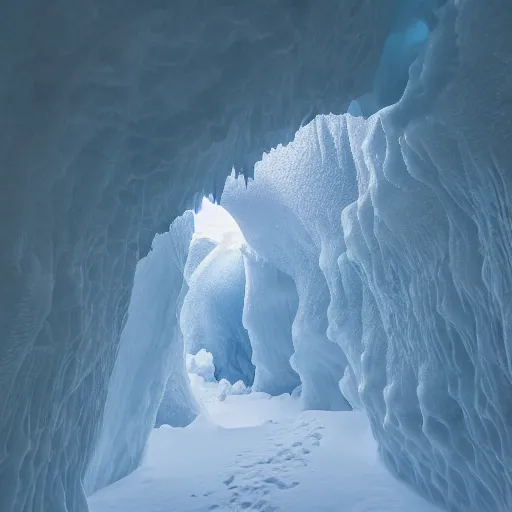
[84,213,197,495]
[241,246,301,395]
[0,2,395,509]
[222,114,359,412]
[183,236,218,283]
[337,1,512,510]
[181,241,255,386]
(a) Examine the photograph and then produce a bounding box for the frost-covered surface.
[0,2,393,509]
[217,2,512,509]
[181,240,255,386]
[84,213,197,495]
[88,390,440,512]
[242,246,301,395]
[221,114,358,412]
[337,2,512,510]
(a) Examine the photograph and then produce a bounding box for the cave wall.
[181,240,255,386]
[221,114,358,411]
[218,1,512,510]
[340,2,512,510]
[0,2,394,510]
[84,213,197,495]
[241,246,301,395]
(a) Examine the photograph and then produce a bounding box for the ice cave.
[2,0,512,511]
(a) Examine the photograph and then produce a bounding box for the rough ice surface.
[3,0,512,511]
[181,239,255,386]
[84,213,197,495]
[0,2,393,509]
[338,3,512,510]
[221,114,358,412]
[241,245,301,395]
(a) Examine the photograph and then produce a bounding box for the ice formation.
[338,3,512,510]
[1,2,393,509]
[186,349,216,383]
[84,213,197,495]
[241,246,301,395]
[183,236,218,283]
[181,239,255,386]
[220,2,512,510]
[221,114,357,412]
[2,0,512,511]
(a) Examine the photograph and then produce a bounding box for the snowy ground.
[88,373,441,512]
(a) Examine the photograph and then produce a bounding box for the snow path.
[88,393,441,512]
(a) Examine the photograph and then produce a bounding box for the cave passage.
[86,198,440,512]
[2,2,512,512]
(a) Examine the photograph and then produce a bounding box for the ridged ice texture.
[181,242,255,386]
[84,213,197,495]
[241,246,301,395]
[222,114,358,411]
[338,2,512,510]
[0,2,393,509]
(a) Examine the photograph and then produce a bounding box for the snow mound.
[186,349,216,383]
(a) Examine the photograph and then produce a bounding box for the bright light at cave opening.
[193,196,245,246]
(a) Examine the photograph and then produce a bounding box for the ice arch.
[0,1,500,512]
[221,113,359,412]
[1,3,399,509]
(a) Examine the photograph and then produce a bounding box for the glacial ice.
[221,114,358,412]
[183,236,218,283]
[0,2,393,508]
[338,2,512,510]
[241,245,301,395]
[181,239,255,386]
[84,213,197,495]
[2,0,512,511]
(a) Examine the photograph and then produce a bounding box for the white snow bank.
[88,393,440,512]
[186,349,216,383]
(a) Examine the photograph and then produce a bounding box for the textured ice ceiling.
[2,0,511,512]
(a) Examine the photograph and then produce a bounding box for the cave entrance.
[179,197,303,429]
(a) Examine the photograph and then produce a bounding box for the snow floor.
[88,385,441,512]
